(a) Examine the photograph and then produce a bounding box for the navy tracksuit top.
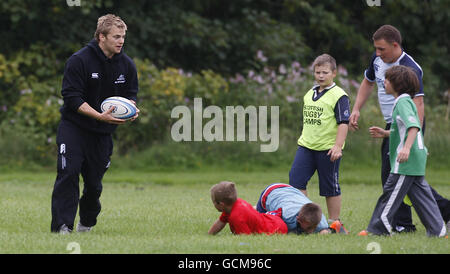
[59,39,138,134]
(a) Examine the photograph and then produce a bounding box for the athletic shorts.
[289,146,341,197]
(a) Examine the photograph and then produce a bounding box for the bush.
[113,59,230,154]
[0,44,62,167]
[0,121,55,168]
[0,45,448,171]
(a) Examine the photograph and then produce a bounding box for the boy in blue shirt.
[256,183,348,234]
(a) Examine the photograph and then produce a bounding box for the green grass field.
[0,168,448,254]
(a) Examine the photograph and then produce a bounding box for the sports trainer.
[349,25,450,232]
[51,14,139,234]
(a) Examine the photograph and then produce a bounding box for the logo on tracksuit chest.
[114,74,125,84]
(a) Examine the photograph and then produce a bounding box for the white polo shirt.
[364,51,424,123]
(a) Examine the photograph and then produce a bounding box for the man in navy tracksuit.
[51,14,139,234]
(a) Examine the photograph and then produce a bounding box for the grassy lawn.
[0,169,448,254]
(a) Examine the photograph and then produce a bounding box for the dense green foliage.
[0,0,448,169]
[1,1,448,85]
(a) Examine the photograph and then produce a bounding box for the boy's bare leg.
[326,195,341,221]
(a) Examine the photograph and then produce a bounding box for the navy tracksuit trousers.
[381,122,450,231]
[367,174,446,237]
[51,120,113,232]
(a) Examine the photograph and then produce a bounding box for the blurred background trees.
[0,0,448,169]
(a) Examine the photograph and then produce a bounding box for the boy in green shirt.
[360,65,446,237]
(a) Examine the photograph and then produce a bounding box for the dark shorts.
[289,146,341,197]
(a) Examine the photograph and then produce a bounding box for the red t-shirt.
[219,198,288,235]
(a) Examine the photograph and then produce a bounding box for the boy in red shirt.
[208,181,288,235]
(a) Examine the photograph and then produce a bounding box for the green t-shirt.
[389,94,427,176]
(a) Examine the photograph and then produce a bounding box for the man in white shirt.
[349,25,449,233]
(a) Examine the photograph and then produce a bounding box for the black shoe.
[394,225,416,233]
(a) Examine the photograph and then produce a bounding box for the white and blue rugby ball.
[100,96,137,120]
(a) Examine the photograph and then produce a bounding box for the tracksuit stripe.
[381,175,405,234]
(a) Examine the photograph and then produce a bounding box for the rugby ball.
[100,96,137,120]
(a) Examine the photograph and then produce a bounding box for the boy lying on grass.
[208,181,288,235]
[208,182,347,235]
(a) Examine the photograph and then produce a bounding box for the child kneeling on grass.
[359,65,447,237]
[208,181,288,235]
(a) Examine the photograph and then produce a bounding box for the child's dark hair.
[385,65,420,97]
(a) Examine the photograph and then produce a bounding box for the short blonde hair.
[94,14,127,41]
[210,181,237,205]
[312,53,337,71]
